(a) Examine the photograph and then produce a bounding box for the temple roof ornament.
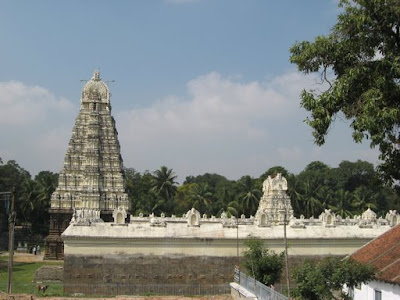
[82,69,110,104]
[92,69,100,81]
[262,173,288,195]
[362,207,377,221]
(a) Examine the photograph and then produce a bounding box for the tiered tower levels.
[45,70,129,259]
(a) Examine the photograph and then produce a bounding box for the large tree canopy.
[290,0,400,186]
[292,257,376,300]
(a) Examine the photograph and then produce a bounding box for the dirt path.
[0,252,45,263]
[12,253,45,263]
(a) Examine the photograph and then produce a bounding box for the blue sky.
[0,0,379,182]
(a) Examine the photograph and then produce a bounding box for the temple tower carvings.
[256,173,293,225]
[45,70,129,259]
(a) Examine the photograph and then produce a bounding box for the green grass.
[0,255,64,296]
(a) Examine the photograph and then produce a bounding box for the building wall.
[63,236,373,257]
[353,281,400,300]
[64,254,237,294]
[62,207,397,294]
[62,234,366,293]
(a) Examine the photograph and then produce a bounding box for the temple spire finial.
[92,69,100,81]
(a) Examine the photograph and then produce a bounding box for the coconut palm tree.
[151,166,178,214]
[286,174,303,216]
[298,180,323,217]
[188,183,213,214]
[316,186,334,210]
[19,179,38,225]
[352,186,378,214]
[237,175,261,216]
[330,189,354,218]
[34,171,58,204]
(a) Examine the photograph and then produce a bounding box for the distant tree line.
[128,159,400,219]
[0,157,399,236]
[0,158,58,235]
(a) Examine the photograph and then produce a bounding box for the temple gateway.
[45,70,129,260]
[47,71,399,294]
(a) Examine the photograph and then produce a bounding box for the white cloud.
[277,146,303,162]
[117,71,352,181]
[0,81,76,175]
[0,72,379,181]
[0,81,74,126]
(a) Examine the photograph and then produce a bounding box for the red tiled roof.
[350,224,400,285]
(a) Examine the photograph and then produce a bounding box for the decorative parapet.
[120,207,397,230]
[289,215,305,228]
[187,208,200,227]
[70,208,104,226]
[219,211,237,227]
[255,211,271,227]
[149,212,167,227]
[112,207,127,224]
[319,209,336,227]
[385,210,399,226]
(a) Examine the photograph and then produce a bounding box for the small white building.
[347,224,400,300]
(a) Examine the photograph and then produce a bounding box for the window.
[374,289,382,300]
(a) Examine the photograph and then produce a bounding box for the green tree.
[31,171,58,234]
[225,200,241,218]
[352,185,378,213]
[35,171,58,202]
[151,166,178,214]
[334,160,376,191]
[19,179,38,225]
[236,175,261,216]
[188,183,213,214]
[315,186,334,211]
[125,168,156,215]
[260,166,290,181]
[0,159,31,234]
[297,161,333,191]
[299,180,323,217]
[242,238,285,287]
[290,0,400,187]
[292,257,376,300]
[286,174,304,216]
[330,189,355,218]
[184,173,236,216]
[0,160,31,193]
[174,183,196,216]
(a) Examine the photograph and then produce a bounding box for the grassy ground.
[0,254,63,296]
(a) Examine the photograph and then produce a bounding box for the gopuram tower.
[255,173,293,225]
[45,70,129,260]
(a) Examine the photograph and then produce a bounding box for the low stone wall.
[64,254,237,295]
[65,254,237,284]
